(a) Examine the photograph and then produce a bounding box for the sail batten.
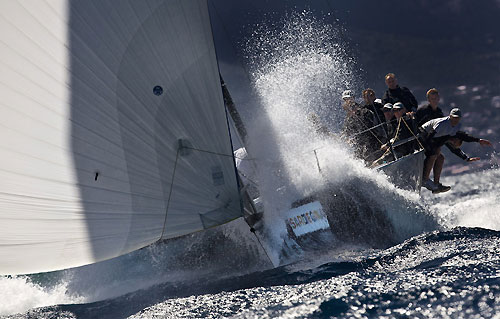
[0,0,242,275]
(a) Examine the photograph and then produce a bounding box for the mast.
[220,75,248,145]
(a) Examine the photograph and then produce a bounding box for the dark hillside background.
[210,0,500,174]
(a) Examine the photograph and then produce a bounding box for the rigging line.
[342,112,399,162]
[227,110,246,148]
[297,117,401,157]
[349,109,385,146]
[401,117,425,150]
[184,144,322,167]
[266,115,400,161]
[221,82,243,188]
[393,116,402,142]
[373,106,385,131]
[251,230,275,267]
[181,146,258,161]
[179,145,284,166]
[221,76,248,145]
[207,0,247,220]
[238,170,260,186]
[349,117,398,138]
[160,148,180,239]
[181,112,394,165]
[314,149,322,173]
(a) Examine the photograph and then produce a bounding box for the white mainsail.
[0,0,242,275]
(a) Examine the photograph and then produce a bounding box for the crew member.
[382,73,418,113]
[419,108,492,193]
[415,88,444,127]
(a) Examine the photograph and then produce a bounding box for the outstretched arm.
[445,136,492,161]
[453,131,492,146]
[454,131,480,143]
[459,137,492,162]
[479,139,493,147]
[445,143,470,161]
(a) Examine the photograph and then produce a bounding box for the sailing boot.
[423,179,438,192]
[432,183,451,194]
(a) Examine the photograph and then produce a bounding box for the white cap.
[393,102,404,110]
[450,108,462,118]
[342,90,354,99]
[383,103,393,109]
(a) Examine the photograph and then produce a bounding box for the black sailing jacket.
[415,103,444,127]
[382,85,418,112]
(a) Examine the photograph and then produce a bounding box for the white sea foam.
[423,169,500,231]
[0,275,83,316]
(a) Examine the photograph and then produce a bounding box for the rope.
[178,115,412,172]
[373,116,424,164]
[314,149,322,173]
[373,117,403,162]
[296,117,399,158]
[182,146,256,161]
[238,170,260,186]
[392,117,402,143]
[350,117,397,138]
[401,117,425,150]
[251,231,275,267]
[160,148,180,239]
[349,108,385,146]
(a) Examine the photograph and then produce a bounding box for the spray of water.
[242,11,438,259]
[0,275,83,316]
[244,10,359,206]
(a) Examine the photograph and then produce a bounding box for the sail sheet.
[0,0,242,275]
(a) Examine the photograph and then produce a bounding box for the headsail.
[0,0,241,275]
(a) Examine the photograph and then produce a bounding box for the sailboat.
[0,0,425,276]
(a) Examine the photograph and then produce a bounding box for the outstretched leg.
[422,146,443,192]
[423,154,437,181]
[433,153,445,184]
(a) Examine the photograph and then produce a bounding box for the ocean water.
[1,169,499,319]
[2,9,499,319]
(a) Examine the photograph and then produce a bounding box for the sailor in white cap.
[341,90,358,116]
[342,89,354,100]
[341,89,381,162]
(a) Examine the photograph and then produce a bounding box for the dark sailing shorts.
[420,137,441,156]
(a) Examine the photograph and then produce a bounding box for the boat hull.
[375,150,425,192]
[274,150,426,265]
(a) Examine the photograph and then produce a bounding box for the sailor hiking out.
[418,108,492,193]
